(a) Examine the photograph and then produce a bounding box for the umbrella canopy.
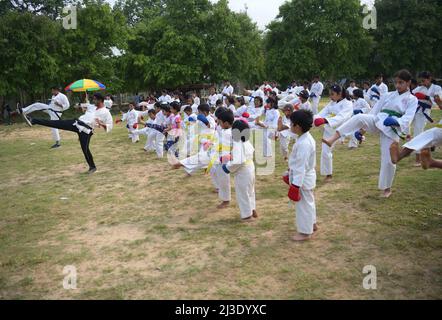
[65,79,106,92]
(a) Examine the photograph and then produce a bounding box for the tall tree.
[264,0,372,84]
[369,0,442,77]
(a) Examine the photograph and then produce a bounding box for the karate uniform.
[299,101,312,112]
[279,115,296,159]
[122,109,140,143]
[158,95,172,104]
[347,86,358,97]
[336,90,418,190]
[404,126,442,152]
[222,85,234,97]
[223,140,256,219]
[412,84,442,153]
[22,92,70,142]
[148,110,167,158]
[246,89,265,107]
[165,113,182,157]
[261,108,280,157]
[180,114,216,174]
[317,99,353,176]
[208,94,221,108]
[348,98,371,148]
[310,81,324,114]
[235,104,248,117]
[289,131,317,235]
[131,118,155,151]
[213,127,233,202]
[104,98,113,110]
[182,112,197,157]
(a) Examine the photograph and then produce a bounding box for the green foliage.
[369,0,442,76]
[122,0,264,90]
[264,0,372,84]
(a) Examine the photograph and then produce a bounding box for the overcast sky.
[106,0,375,30]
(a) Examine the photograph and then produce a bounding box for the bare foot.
[292,233,312,242]
[313,223,319,233]
[420,149,431,170]
[324,175,333,183]
[252,210,258,218]
[217,201,230,209]
[172,163,183,170]
[321,138,333,148]
[389,142,400,164]
[212,189,219,194]
[381,189,392,198]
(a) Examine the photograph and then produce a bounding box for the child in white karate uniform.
[255,97,280,157]
[211,109,234,209]
[221,120,257,222]
[182,105,197,157]
[411,71,442,166]
[148,103,168,158]
[164,102,183,158]
[118,103,140,143]
[323,69,418,198]
[131,109,156,151]
[283,109,317,241]
[278,104,295,161]
[310,76,324,114]
[174,104,216,176]
[348,89,371,149]
[314,84,353,182]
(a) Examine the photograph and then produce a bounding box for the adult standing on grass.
[16,86,70,149]
[18,93,113,174]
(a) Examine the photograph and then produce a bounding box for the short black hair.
[93,93,104,102]
[198,103,210,114]
[161,104,171,113]
[215,107,228,118]
[183,105,192,113]
[290,109,313,133]
[216,99,223,106]
[154,102,161,109]
[266,97,278,109]
[217,109,234,125]
[227,96,235,105]
[232,120,250,142]
[394,69,412,82]
[353,88,364,99]
[170,101,181,112]
[254,96,263,106]
[51,85,61,91]
[418,71,432,79]
[148,109,155,115]
[236,96,245,105]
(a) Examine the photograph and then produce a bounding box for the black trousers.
[32,118,96,169]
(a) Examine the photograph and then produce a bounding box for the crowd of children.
[18,71,442,241]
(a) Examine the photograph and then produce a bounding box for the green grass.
[0,103,441,299]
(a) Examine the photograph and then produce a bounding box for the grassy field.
[0,103,441,299]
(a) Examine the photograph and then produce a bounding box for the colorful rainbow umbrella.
[65,79,106,92]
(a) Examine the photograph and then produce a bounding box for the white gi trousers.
[404,127,442,151]
[320,125,337,176]
[23,103,62,142]
[412,111,430,155]
[337,114,397,190]
[295,188,317,235]
[233,163,256,219]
